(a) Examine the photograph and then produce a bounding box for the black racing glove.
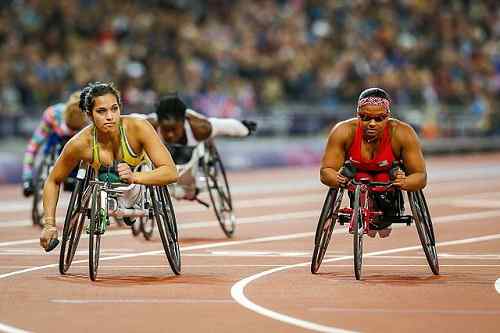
[23,181,34,197]
[242,120,257,135]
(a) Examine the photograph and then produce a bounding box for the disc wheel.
[311,188,344,274]
[150,186,181,275]
[203,143,235,238]
[408,190,439,275]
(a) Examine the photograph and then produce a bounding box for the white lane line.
[309,308,500,315]
[0,323,30,333]
[230,233,500,333]
[0,212,498,333]
[3,188,500,228]
[2,206,500,250]
[51,299,234,304]
[0,209,319,248]
[495,279,500,294]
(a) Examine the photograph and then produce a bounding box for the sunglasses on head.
[358,113,389,122]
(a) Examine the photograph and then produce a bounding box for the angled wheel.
[140,186,155,240]
[89,185,105,281]
[32,155,53,228]
[311,188,344,274]
[203,143,235,238]
[59,167,93,274]
[353,185,364,280]
[131,216,142,237]
[408,190,439,275]
[150,185,181,275]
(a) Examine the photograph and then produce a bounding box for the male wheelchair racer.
[311,160,439,280]
[55,161,181,281]
[167,140,235,238]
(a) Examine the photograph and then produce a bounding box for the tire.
[131,217,142,237]
[311,188,344,274]
[408,190,439,275]
[140,187,155,240]
[31,155,52,228]
[150,186,181,275]
[89,185,104,281]
[58,175,92,275]
[353,185,364,280]
[203,143,235,238]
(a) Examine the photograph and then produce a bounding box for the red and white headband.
[357,97,391,112]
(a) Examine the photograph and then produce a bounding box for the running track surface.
[0,153,499,333]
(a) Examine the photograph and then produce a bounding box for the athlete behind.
[136,93,257,200]
[320,87,427,237]
[22,91,87,197]
[39,82,178,251]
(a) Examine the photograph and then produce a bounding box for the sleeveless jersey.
[347,122,395,182]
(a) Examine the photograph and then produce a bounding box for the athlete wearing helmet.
[320,87,427,237]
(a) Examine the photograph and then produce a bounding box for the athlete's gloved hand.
[23,181,34,197]
[241,120,257,135]
[40,218,59,252]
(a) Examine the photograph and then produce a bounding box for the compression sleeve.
[22,108,56,181]
[208,117,250,138]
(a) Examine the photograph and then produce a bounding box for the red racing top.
[347,121,395,182]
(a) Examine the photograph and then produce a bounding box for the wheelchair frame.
[58,162,181,281]
[169,140,235,238]
[311,179,439,280]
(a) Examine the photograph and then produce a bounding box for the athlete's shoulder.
[329,118,357,137]
[390,118,419,139]
[64,125,91,154]
[186,108,207,120]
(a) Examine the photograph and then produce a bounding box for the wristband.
[43,217,56,227]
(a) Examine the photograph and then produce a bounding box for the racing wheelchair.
[167,140,235,238]
[57,162,181,281]
[311,161,439,280]
[32,134,77,227]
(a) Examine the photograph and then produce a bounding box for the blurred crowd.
[0,0,499,135]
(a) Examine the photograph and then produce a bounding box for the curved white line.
[0,323,31,333]
[495,278,500,294]
[231,233,500,333]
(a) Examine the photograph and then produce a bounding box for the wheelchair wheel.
[131,217,141,237]
[31,156,52,228]
[150,185,181,275]
[203,143,235,238]
[408,190,439,275]
[311,188,344,274]
[353,185,364,280]
[59,168,92,275]
[140,187,155,240]
[89,185,104,281]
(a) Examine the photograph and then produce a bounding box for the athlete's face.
[91,94,121,134]
[357,104,389,142]
[159,119,185,143]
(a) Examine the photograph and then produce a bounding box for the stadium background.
[0,0,499,183]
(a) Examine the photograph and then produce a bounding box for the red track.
[0,153,499,332]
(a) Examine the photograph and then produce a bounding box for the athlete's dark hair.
[155,93,187,122]
[357,87,391,102]
[79,81,122,114]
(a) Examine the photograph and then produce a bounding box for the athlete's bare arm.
[130,118,178,185]
[320,120,354,187]
[187,113,212,141]
[42,134,89,223]
[394,122,427,191]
